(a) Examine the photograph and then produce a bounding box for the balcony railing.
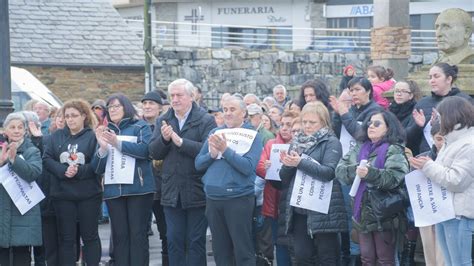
[126,20,474,53]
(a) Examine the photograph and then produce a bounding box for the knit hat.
[141,91,163,105]
[343,65,355,76]
[91,99,106,110]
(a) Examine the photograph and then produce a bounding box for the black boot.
[400,240,416,266]
[162,253,169,266]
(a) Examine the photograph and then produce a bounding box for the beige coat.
[422,126,474,219]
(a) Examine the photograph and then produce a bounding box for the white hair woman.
[0,112,42,265]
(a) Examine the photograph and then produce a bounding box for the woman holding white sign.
[336,110,409,265]
[279,102,345,265]
[409,96,474,266]
[0,112,42,266]
[95,93,156,266]
[43,99,102,266]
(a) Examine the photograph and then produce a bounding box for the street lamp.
[0,0,14,127]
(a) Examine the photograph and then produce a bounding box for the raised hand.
[28,121,42,137]
[412,109,426,127]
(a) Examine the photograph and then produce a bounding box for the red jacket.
[256,133,289,219]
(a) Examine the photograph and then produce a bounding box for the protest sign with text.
[289,154,333,214]
[213,128,257,159]
[104,135,137,185]
[265,144,290,181]
[405,170,455,227]
[0,164,45,215]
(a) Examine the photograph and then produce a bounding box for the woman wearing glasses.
[336,110,409,265]
[43,99,102,266]
[388,80,422,155]
[94,93,155,266]
[279,102,345,265]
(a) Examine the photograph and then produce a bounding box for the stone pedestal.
[408,64,474,96]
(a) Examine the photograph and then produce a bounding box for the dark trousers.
[54,194,102,266]
[152,199,168,256]
[256,216,275,261]
[358,231,395,265]
[0,247,31,266]
[163,202,207,266]
[293,213,340,266]
[42,215,60,266]
[206,195,256,266]
[106,193,154,266]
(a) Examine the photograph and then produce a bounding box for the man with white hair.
[273,84,290,108]
[244,93,261,106]
[149,79,216,266]
[33,101,51,135]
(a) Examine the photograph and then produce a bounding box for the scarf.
[290,127,330,155]
[389,99,416,124]
[353,141,390,222]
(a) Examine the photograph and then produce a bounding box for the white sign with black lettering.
[289,154,333,214]
[104,136,137,185]
[0,164,45,215]
[265,144,290,181]
[405,170,455,227]
[213,128,257,159]
[340,125,356,156]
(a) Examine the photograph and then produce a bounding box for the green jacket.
[0,138,43,247]
[258,127,275,146]
[336,143,409,233]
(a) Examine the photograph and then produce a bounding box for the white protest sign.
[265,144,290,181]
[340,125,356,156]
[405,170,455,227]
[423,123,434,148]
[213,128,257,159]
[289,154,333,214]
[104,136,137,185]
[0,164,45,215]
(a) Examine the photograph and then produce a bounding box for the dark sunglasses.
[367,120,384,128]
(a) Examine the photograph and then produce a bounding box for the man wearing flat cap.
[247,103,275,145]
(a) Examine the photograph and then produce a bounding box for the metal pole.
[0,0,14,127]
[144,0,154,93]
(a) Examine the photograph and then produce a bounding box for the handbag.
[367,186,409,222]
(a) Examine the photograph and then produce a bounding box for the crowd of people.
[0,61,473,266]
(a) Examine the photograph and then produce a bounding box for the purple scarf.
[353,141,390,222]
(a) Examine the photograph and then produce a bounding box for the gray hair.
[243,93,261,104]
[273,84,287,94]
[263,96,277,106]
[168,79,195,97]
[222,95,247,114]
[4,112,27,129]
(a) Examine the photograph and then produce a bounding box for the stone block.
[212,50,231,59]
[261,63,273,74]
[278,51,294,63]
[423,53,438,65]
[177,51,192,60]
[194,49,211,59]
[231,60,253,69]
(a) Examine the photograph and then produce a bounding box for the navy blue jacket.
[95,118,156,200]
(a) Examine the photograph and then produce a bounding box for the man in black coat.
[149,79,216,266]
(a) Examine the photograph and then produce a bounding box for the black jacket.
[149,103,216,209]
[31,135,55,216]
[333,100,383,139]
[405,87,472,155]
[279,132,347,235]
[43,127,102,200]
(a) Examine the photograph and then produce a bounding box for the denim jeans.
[435,217,474,266]
[341,184,360,255]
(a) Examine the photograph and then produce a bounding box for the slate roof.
[9,0,147,67]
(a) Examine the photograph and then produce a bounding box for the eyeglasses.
[107,104,122,111]
[64,114,81,119]
[367,120,385,128]
[394,90,412,95]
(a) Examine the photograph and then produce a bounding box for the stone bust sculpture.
[435,8,474,65]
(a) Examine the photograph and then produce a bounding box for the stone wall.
[154,47,438,105]
[22,66,146,104]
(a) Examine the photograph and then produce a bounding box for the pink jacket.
[373,79,395,109]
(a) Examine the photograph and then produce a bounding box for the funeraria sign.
[217,6,275,15]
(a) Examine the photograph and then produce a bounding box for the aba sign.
[350,5,373,16]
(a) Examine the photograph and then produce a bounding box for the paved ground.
[97,223,216,266]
